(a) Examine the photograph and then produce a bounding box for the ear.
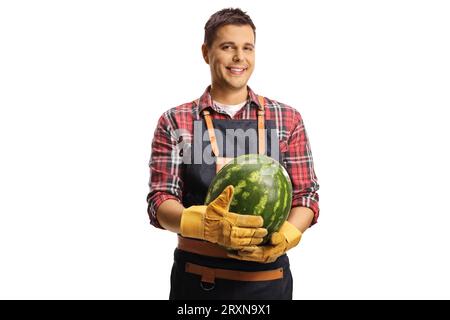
[201,43,209,64]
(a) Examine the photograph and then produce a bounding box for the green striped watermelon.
[205,154,292,243]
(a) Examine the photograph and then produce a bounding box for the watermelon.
[205,154,292,243]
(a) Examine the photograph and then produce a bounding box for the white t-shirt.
[213,100,247,118]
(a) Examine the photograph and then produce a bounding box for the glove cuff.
[180,206,206,239]
[280,221,302,250]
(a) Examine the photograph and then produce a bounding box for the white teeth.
[230,68,244,72]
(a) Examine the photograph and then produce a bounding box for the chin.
[227,80,248,88]
[228,84,247,91]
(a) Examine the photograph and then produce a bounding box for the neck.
[210,83,248,105]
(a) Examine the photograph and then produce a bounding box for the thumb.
[210,185,234,211]
[270,232,284,245]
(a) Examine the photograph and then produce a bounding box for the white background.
[1,0,449,299]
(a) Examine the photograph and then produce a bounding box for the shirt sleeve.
[284,111,320,226]
[146,113,184,229]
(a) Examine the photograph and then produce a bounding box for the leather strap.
[202,110,220,157]
[185,262,284,284]
[257,95,266,155]
[178,235,230,259]
[215,156,234,173]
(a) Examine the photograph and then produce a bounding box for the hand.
[227,221,302,263]
[179,185,268,249]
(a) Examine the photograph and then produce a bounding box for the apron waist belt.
[185,262,284,284]
[177,235,230,259]
[178,236,284,283]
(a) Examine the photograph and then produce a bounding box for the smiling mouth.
[226,67,247,75]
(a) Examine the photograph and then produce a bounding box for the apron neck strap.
[202,110,221,158]
[257,96,266,155]
[201,96,266,158]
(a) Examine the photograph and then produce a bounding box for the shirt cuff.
[148,192,182,229]
[292,196,320,227]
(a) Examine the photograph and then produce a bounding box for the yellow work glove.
[179,185,268,249]
[227,221,302,263]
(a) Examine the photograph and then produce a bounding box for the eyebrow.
[218,41,255,48]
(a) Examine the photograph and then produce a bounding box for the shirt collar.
[197,85,262,113]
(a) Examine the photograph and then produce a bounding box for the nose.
[233,48,244,62]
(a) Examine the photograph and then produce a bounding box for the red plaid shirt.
[147,86,320,229]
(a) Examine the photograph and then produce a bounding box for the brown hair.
[204,8,256,48]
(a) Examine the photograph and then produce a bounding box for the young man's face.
[202,24,255,92]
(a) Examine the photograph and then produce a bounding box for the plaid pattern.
[147,86,320,229]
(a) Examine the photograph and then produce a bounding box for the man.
[147,8,319,300]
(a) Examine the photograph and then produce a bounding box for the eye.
[222,45,232,50]
[244,47,254,51]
